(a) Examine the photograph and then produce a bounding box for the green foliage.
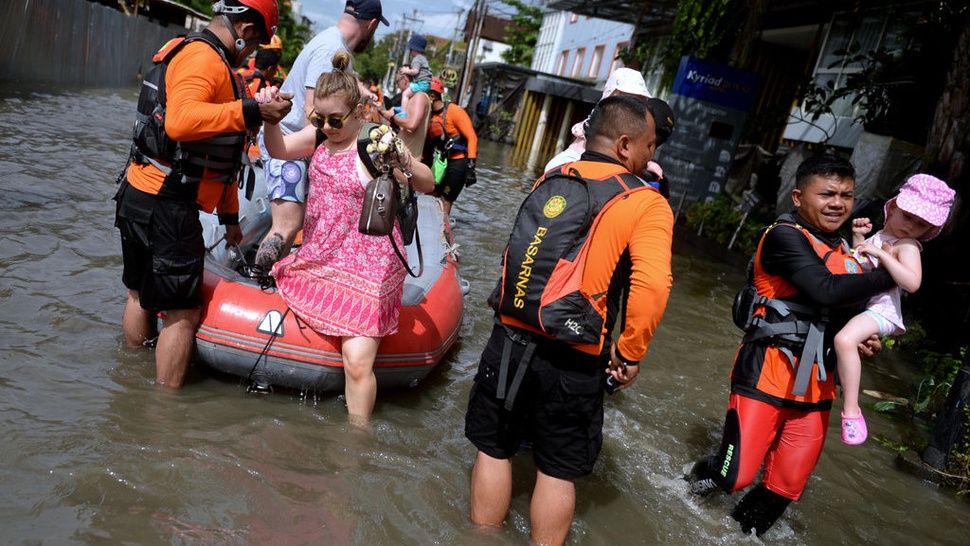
[684,195,770,256]
[868,325,970,492]
[163,0,310,70]
[353,33,399,84]
[498,0,542,67]
[178,0,212,15]
[949,405,970,495]
[275,6,312,70]
[484,109,515,142]
[615,36,668,75]
[653,0,747,92]
[354,32,459,85]
[874,324,965,419]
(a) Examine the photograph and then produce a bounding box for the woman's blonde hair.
[313,50,361,106]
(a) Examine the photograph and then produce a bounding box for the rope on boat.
[244,306,292,394]
[205,233,226,254]
[443,242,461,258]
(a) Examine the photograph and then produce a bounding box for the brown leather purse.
[358,170,399,237]
[356,122,423,277]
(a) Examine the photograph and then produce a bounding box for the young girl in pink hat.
[835,173,955,445]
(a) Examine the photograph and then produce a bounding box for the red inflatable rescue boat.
[194,176,467,392]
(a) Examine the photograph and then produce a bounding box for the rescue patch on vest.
[543,196,567,218]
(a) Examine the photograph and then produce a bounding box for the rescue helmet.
[430,77,444,95]
[217,0,279,43]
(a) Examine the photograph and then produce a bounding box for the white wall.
[532,9,634,84]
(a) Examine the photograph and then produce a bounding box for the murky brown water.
[0,86,966,545]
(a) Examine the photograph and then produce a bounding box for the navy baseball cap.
[647,98,675,146]
[345,0,389,26]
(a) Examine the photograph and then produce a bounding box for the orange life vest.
[734,221,861,404]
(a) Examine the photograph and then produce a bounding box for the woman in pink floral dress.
[256,51,435,421]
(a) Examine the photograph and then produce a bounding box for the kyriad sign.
[656,56,758,210]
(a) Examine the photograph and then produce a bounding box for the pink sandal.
[841,412,868,445]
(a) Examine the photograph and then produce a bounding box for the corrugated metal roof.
[547,0,679,33]
[548,0,927,34]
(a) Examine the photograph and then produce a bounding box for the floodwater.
[0,86,966,545]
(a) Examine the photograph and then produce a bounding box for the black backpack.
[488,165,648,344]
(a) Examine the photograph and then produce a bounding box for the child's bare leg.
[400,87,413,111]
[835,312,882,417]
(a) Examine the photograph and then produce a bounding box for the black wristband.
[616,348,640,367]
[242,98,262,129]
[218,212,239,226]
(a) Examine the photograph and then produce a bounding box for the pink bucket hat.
[885,173,955,241]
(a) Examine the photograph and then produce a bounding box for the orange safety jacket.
[732,221,861,407]
[428,102,477,160]
[127,37,254,219]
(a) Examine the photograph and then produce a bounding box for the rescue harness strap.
[495,320,538,412]
[743,297,828,397]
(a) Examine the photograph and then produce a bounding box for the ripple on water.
[0,90,967,546]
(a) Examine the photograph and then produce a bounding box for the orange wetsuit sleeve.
[585,189,674,362]
[447,105,478,159]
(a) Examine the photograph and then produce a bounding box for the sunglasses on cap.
[307,107,355,129]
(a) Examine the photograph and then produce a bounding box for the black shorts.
[464,323,606,480]
[433,157,470,203]
[114,179,204,312]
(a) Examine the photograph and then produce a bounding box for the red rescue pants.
[717,393,830,500]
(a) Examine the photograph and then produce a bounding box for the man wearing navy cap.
[344,0,389,29]
[253,0,389,271]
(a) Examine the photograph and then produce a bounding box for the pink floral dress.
[271,144,406,337]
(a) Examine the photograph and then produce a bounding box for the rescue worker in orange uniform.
[246,47,282,97]
[465,96,674,546]
[687,154,895,536]
[426,76,478,216]
[114,0,292,388]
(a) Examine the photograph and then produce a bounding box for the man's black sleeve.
[760,225,895,308]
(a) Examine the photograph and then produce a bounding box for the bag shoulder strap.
[389,214,423,278]
[357,123,424,277]
[388,178,423,278]
[431,102,452,150]
[357,121,382,178]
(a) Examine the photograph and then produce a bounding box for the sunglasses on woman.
[307,106,355,130]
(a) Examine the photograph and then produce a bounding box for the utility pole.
[458,0,486,107]
[383,17,410,93]
[448,9,465,67]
